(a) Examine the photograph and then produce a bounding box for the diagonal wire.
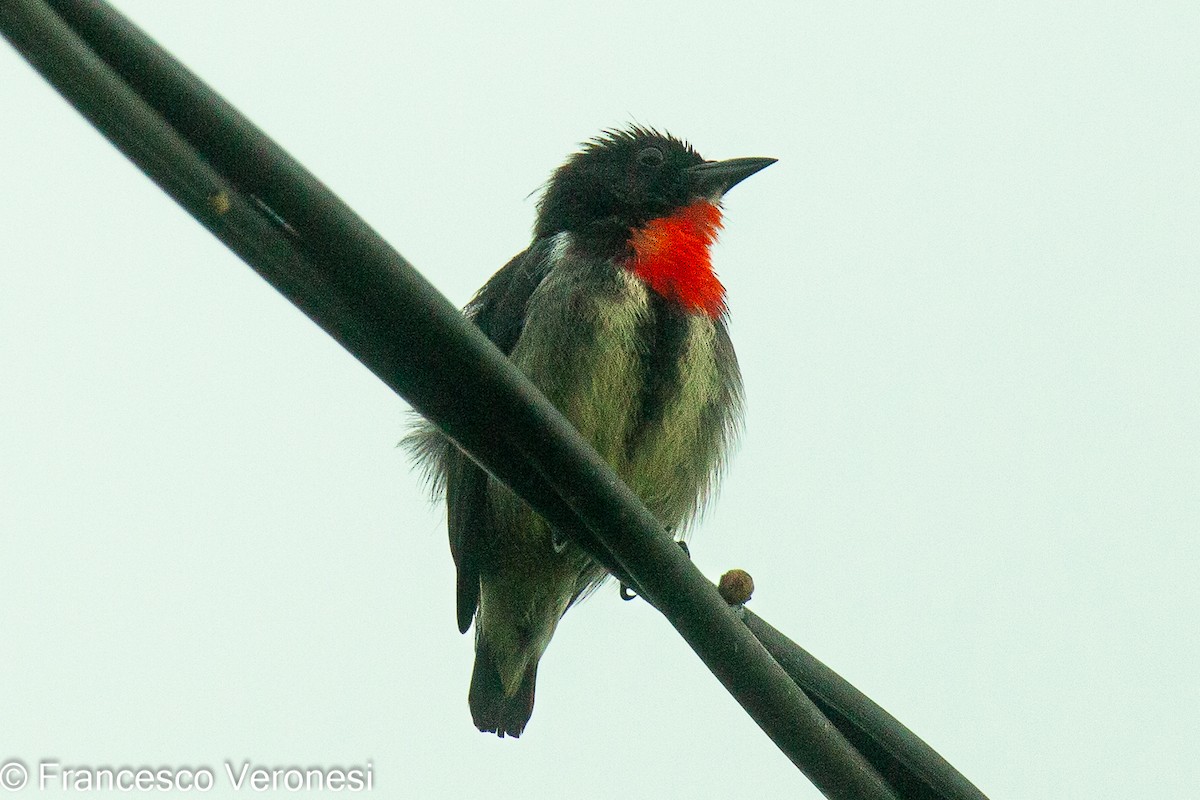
[1,2,990,798]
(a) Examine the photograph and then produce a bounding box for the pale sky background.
[2,2,1197,798]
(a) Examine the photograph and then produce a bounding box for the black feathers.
[627,292,693,453]
[465,241,555,357]
[442,241,556,632]
[535,126,706,241]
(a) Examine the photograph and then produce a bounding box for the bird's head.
[535,127,775,317]
[535,127,775,242]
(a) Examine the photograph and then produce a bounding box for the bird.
[405,126,775,737]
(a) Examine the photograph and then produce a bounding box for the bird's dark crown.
[534,126,707,244]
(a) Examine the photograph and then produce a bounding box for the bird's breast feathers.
[507,232,739,525]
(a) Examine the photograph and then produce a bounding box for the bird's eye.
[636,147,665,167]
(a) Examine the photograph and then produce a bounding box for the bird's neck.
[626,200,726,318]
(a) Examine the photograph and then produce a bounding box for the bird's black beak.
[687,156,777,198]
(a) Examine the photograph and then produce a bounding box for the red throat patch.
[627,200,726,318]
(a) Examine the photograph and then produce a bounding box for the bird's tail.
[468,637,538,738]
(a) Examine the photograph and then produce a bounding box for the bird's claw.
[618,538,691,600]
[551,529,569,553]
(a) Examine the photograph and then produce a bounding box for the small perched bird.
[407,127,774,737]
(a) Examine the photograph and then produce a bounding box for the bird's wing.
[445,240,555,633]
[465,240,556,353]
